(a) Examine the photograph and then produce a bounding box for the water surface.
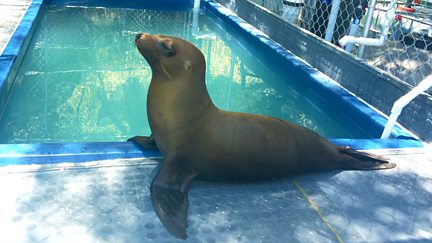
[0,6,370,143]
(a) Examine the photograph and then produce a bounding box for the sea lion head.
[135,33,205,81]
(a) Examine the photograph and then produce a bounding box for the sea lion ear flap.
[184,61,193,72]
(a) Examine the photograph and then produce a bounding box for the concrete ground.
[0,146,431,242]
[0,0,31,55]
[0,2,431,242]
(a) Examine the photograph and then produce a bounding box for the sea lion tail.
[338,146,396,170]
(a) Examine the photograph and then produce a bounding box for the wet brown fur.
[129,33,395,239]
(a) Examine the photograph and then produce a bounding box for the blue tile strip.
[0,138,422,166]
[0,0,423,167]
[0,142,161,166]
[46,0,194,9]
[329,138,423,150]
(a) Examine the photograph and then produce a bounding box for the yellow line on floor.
[292,179,344,243]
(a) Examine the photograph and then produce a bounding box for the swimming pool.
[0,5,371,144]
[0,0,422,161]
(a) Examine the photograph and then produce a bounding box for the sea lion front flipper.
[128,135,158,150]
[150,162,196,239]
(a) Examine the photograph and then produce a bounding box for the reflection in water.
[0,6,370,143]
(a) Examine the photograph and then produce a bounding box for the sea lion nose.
[135,33,143,42]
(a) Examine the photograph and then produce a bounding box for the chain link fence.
[250,0,432,91]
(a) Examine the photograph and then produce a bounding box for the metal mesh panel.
[250,0,432,89]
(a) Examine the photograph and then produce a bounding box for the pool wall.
[46,0,194,9]
[0,0,423,166]
[213,0,432,142]
[0,0,44,121]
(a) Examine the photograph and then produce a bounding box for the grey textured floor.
[0,146,431,242]
[0,159,335,242]
[0,0,31,55]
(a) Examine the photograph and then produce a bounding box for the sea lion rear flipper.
[150,163,196,239]
[128,135,158,150]
[338,147,396,170]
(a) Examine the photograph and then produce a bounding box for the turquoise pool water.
[0,6,370,144]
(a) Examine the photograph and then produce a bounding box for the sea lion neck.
[148,73,215,114]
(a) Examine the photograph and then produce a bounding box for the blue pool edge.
[0,0,424,167]
[0,0,44,118]
[0,139,424,166]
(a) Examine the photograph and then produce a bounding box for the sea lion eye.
[160,40,175,57]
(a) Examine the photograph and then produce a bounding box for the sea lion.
[128,33,395,239]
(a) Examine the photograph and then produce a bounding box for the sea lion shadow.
[293,170,345,182]
[181,170,344,240]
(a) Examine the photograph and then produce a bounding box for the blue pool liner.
[46,0,194,10]
[0,138,423,166]
[0,142,161,165]
[0,0,424,166]
[0,0,43,117]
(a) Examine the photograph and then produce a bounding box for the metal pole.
[324,0,341,42]
[345,18,360,51]
[358,0,378,58]
[381,75,432,139]
[193,0,201,9]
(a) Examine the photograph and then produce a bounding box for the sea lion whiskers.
[136,36,172,79]
[158,62,172,80]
